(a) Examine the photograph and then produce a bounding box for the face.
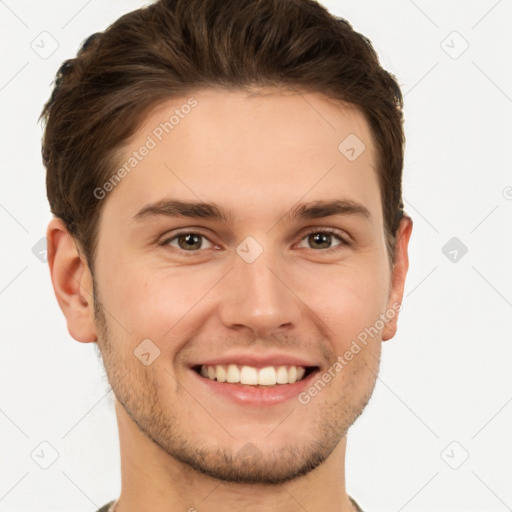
[82,87,409,484]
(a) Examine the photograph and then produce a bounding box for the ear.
[46,217,97,343]
[382,215,413,341]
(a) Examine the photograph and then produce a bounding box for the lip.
[188,365,320,406]
[189,351,320,369]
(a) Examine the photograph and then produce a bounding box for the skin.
[47,87,412,512]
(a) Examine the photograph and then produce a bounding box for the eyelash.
[159,228,350,256]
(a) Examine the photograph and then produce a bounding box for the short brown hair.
[40,0,405,270]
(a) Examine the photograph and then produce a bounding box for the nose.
[217,248,303,338]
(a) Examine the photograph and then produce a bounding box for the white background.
[1,1,511,511]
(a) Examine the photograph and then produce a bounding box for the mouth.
[191,364,319,387]
[188,353,323,406]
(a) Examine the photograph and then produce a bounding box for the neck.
[113,399,356,512]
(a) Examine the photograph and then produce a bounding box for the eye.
[162,231,214,252]
[296,229,348,251]
[159,228,349,255]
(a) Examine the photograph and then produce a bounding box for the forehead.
[101,87,382,228]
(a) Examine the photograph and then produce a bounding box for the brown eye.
[297,230,346,251]
[165,232,213,251]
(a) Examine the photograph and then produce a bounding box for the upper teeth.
[199,364,307,385]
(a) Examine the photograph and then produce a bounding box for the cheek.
[97,258,221,344]
[303,261,390,349]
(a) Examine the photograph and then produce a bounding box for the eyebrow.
[132,198,372,224]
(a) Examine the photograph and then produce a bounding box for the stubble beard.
[91,279,378,485]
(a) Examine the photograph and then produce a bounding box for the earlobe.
[46,217,97,343]
[382,215,413,342]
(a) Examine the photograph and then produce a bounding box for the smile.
[193,364,318,387]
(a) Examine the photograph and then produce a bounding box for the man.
[41,0,412,510]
